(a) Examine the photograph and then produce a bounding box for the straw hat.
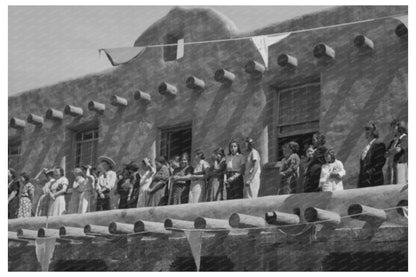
[98,156,116,169]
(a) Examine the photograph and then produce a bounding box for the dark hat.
[124,161,139,172]
[98,156,116,168]
[245,137,254,143]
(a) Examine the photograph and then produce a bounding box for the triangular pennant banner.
[99,47,147,66]
[251,33,290,68]
[402,207,408,219]
[184,229,203,271]
[251,35,268,68]
[395,15,408,27]
[176,38,185,60]
[35,237,57,271]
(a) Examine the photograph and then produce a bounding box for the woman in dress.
[170,153,194,205]
[117,166,134,209]
[35,168,55,217]
[189,149,210,203]
[78,165,96,213]
[319,148,346,192]
[148,157,170,207]
[206,147,227,201]
[67,168,84,214]
[278,142,300,195]
[17,172,35,218]
[48,167,69,216]
[225,140,245,200]
[8,168,20,219]
[136,158,156,208]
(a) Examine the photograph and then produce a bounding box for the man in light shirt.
[96,156,117,211]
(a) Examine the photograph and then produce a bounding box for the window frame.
[73,128,99,169]
[158,121,193,161]
[273,80,321,161]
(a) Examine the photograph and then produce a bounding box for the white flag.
[395,15,408,27]
[184,230,203,271]
[35,237,56,271]
[251,33,290,69]
[176,38,185,60]
[99,47,147,66]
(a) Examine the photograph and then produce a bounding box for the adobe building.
[8,6,408,271]
[9,6,407,201]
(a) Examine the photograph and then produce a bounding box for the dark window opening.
[74,129,98,168]
[277,132,315,159]
[169,256,234,271]
[276,81,320,160]
[164,33,183,62]
[52,259,108,271]
[160,123,192,161]
[322,251,408,271]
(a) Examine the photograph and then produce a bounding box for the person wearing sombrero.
[96,156,117,211]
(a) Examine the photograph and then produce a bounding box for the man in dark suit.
[304,132,328,192]
[358,123,386,188]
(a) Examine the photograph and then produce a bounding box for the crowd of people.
[7,119,407,219]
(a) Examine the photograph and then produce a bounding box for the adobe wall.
[8,6,407,206]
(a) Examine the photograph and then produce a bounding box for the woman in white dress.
[78,165,96,213]
[319,149,346,192]
[67,168,84,214]
[136,158,155,208]
[48,167,69,216]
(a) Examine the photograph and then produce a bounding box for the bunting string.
[105,13,406,49]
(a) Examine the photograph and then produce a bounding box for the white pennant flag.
[99,47,147,66]
[184,230,203,271]
[35,237,57,271]
[251,33,290,69]
[176,38,185,60]
[395,15,408,27]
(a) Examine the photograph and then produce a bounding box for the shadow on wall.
[52,259,108,271]
[169,256,234,271]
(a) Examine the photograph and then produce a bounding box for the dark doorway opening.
[160,123,192,160]
[322,251,408,271]
[169,256,234,271]
[277,132,315,159]
[52,259,108,271]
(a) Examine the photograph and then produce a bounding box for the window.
[74,129,98,168]
[163,33,183,61]
[8,142,21,169]
[159,123,192,160]
[276,81,320,159]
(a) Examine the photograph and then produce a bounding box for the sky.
[8,6,333,95]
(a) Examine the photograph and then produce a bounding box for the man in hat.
[243,137,261,199]
[96,156,117,211]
